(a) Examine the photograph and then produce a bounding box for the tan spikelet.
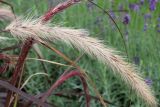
[5,17,157,107]
[0,7,14,21]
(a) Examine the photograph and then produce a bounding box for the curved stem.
[40,71,90,107]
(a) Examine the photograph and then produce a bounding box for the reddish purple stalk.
[40,71,90,107]
[42,0,80,22]
[10,38,34,85]
[5,38,35,107]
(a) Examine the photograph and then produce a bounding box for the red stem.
[5,38,35,107]
[11,38,34,85]
[42,0,80,22]
[40,71,90,107]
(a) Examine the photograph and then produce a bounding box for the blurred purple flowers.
[129,3,140,11]
[157,16,160,32]
[123,14,130,25]
[144,13,152,21]
[140,0,144,5]
[145,78,153,86]
[149,0,158,11]
[86,2,94,11]
[143,13,152,31]
[157,24,160,32]
[110,11,116,19]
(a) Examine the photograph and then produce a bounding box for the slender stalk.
[42,0,80,22]
[5,38,34,107]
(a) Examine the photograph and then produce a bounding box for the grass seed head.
[5,17,157,107]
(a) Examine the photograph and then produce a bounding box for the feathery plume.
[0,8,14,21]
[5,17,157,107]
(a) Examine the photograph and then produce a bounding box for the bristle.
[5,17,157,107]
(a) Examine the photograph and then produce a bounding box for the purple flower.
[129,4,140,11]
[145,78,153,86]
[144,14,152,26]
[140,0,144,5]
[157,22,160,33]
[143,14,152,31]
[133,5,140,11]
[86,2,94,11]
[158,17,160,22]
[149,0,158,11]
[118,4,124,10]
[110,11,116,19]
[144,13,152,21]
[156,17,160,32]
[123,14,130,25]
[157,24,160,33]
